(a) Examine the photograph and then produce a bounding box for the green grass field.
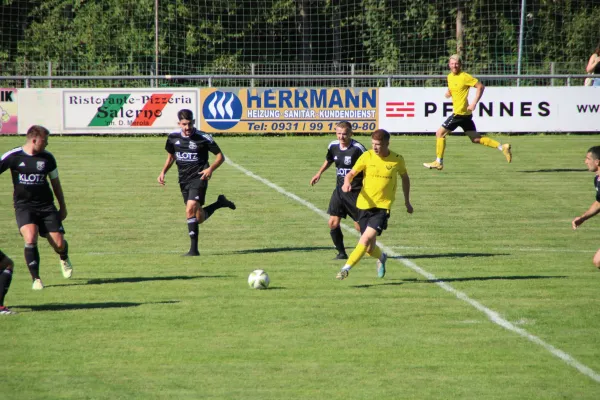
[1,134,600,399]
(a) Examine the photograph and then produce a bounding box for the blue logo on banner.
[202,91,242,130]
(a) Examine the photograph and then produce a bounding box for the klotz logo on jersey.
[19,173,46,184]
[202,91,243,130]
[36,161,45,171]
[188,141,197,150]
[344,156,352,166]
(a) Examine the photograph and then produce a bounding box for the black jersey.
[165,128,222,184]
[325,139,366,191]
[0,147,58,211]
[594,175,600,202]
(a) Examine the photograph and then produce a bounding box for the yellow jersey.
[352,149,407,211]
[447,71,478,115]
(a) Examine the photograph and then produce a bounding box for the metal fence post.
[550,62,555,87]
[251,63,255,88]
[48,61,52,88]
[351,64,355,88]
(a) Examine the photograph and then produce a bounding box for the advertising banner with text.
[62,89,199,133]
[199,88,378,134]
[0,88,18,134]
[379,87,600,133]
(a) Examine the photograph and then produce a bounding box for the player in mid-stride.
[423,54,512,171]
[0,125,73,290]
[157,109,236,256]
[310,121,366,259]
[0,250,17,314]
[336,129,413,280]
[572,146,600,268]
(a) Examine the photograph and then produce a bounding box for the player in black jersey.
[572,145,600,268]
[0,250,16,315]
[310,121,366,259]
[157,109,236,256]
[0,125,72,290]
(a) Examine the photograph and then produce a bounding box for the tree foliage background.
[1,0,599,79]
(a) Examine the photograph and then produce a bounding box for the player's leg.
[184,199,200,256]
[199,181,236,225]
[327,188,348,259]
[363,210,390,278]
[19,223,43,289]
[328,215,346,259]
[464,117,511,162]
[42,211,72,279]
[0,251,17,314]
[593,248,600,269]
[336,226,378,280]
[424,118,452,170]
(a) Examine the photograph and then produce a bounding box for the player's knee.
[593,255,600,269]
[0,257,14,272]
[328,220,339,230]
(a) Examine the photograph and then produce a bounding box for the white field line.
[387,245,595,254]
[225,157,600,384]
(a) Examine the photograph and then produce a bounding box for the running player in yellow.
[423,54,512,171]
[336,129,413,280]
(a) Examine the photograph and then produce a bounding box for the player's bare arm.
[199,152,225,180]
[310,160,332,186]
[401,172,413,214]
[158,153,175,185]
[342,169,356,192]
[468,82,485,111]
[572,200,600,230]
[50,176,68,220]
[444,89,452,98]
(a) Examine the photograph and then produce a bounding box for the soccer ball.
[248,269,270,290]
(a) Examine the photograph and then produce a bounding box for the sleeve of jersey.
[165,139,174,154]
[0,156,8,175]
[209,141,222,155]
[325,148,334,163]
[352,152,367,174]
[464,73,479,87]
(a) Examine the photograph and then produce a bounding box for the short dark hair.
[595,42,600,56]
[336,121,352,133]
[177,109,194,121]
[588,146,600,160]
[26,125,50,139]
[371,129,390,142]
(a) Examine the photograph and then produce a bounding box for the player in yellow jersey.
[423,54,512,171]
[336,129,413,280]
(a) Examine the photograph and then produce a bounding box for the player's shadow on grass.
[15,300,179,312]
[395,252,508,260]
[352,275,567,289]
[519,168,588,173]
[229,246,332,255]
[47,275,230,287]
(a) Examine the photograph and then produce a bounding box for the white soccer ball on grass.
[248,269,270,290]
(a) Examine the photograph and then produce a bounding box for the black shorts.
[442,114,476,132]
[180,179,208,205]
[358,208,390,236]
[0,250,6,262]
[15,208,65,238]
[327,187,360,221]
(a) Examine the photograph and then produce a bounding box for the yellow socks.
[346,243,368,268]
[480,137,500,149]
[436,137,446,159]
[367,244,382,261]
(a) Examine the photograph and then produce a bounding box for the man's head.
[449,54,462,74]
[371,129,390,157]
[335,121,353,146]
[585,146,600,173]
[26,125,50,154]
[177,109,195,136]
